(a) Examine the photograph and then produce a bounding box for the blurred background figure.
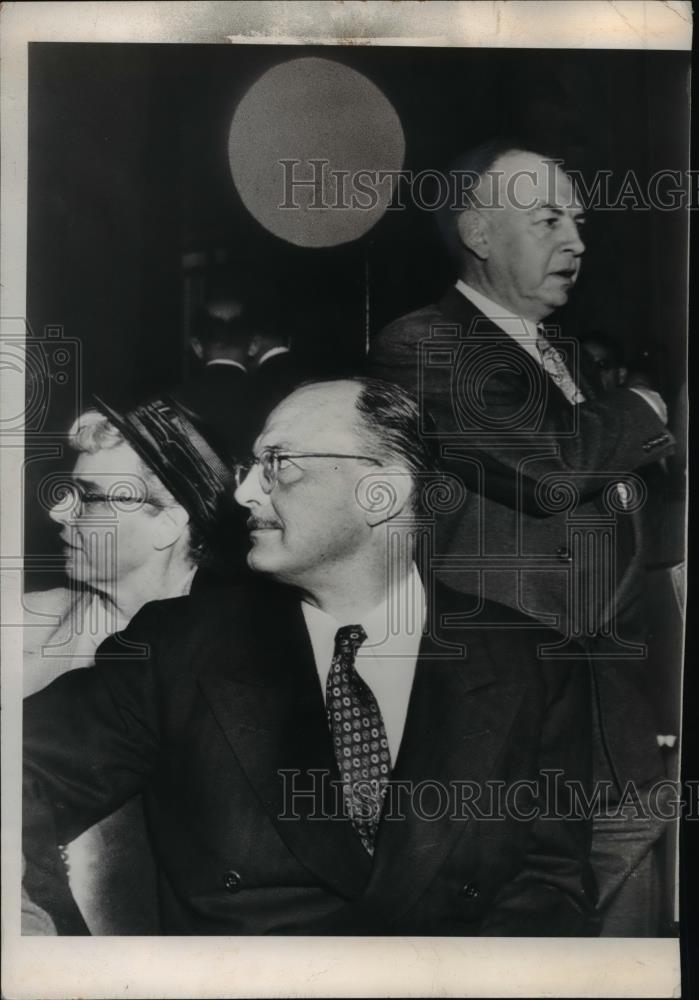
[173,292,312,571]
[175,296,254,461]
[247,328,309,438]
[579,332,629,392]
[23,393,238,935]
[579,329,684,934]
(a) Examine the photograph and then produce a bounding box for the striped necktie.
[536,331,586,405]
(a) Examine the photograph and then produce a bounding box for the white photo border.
[1,3,690,998]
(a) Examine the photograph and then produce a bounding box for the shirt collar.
[301,563,426,651]
[258,346,290,367]
[205,359,247,372]
[455,279,540,342]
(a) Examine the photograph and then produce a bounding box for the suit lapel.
[197,589,372,898]
[438,286,512,342]
[196,582,527,920]
[438,286,583,410]
[358,596,526,922]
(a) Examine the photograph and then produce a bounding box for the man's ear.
[617,365,628,387]
[190,337,204,361]
[361,468,413,528]
[456,208,490,260]
[152,505,191,551]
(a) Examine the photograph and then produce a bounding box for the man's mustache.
[247,516,282,530]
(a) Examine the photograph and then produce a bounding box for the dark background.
[25,42,690,582]
[19,39,697,971]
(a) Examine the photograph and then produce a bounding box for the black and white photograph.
[0,2,692,997]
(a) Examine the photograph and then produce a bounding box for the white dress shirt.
[205,358,247,373]
[456,279,546,366]
[301,564,426,766]
[257,345,290,367]
[455,280,666,420]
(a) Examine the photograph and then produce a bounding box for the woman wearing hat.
[23,393,238,934]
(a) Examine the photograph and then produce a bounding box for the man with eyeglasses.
[23,393,237,935]
[24,377,596,936]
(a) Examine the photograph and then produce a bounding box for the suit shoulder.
[377,303,444,340]
[128,579,291,641]
[131,584,253,628]
[435,584,582,665]
[435,583,533,627]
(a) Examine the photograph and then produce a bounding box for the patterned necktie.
[536,332,586,405]
[326,625,391,854]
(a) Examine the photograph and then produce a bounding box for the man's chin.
[544,279,576,306]
[246,544,282,575]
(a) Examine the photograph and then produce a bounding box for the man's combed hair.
[352,377,442,516]
[437,137,564,260]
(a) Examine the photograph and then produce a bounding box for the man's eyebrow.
[533,202,586,218]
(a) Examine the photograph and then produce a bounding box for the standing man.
[368,141,676,934]
[24,378,595,936]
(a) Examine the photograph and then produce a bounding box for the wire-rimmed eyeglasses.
[233,449,381,494]
[54,482,165,514]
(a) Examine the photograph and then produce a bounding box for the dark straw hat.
[91,392,236,539]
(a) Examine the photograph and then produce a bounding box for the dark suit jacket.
[368,288,675,791]
[369,288,674,633]
[23,581,596,936]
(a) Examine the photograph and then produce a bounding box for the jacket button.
[556,546,572,562]
[460,881,480,900]
[223,870,242,893]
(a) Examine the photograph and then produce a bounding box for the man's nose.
[562,216,585,256]
[234,466,265,508]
